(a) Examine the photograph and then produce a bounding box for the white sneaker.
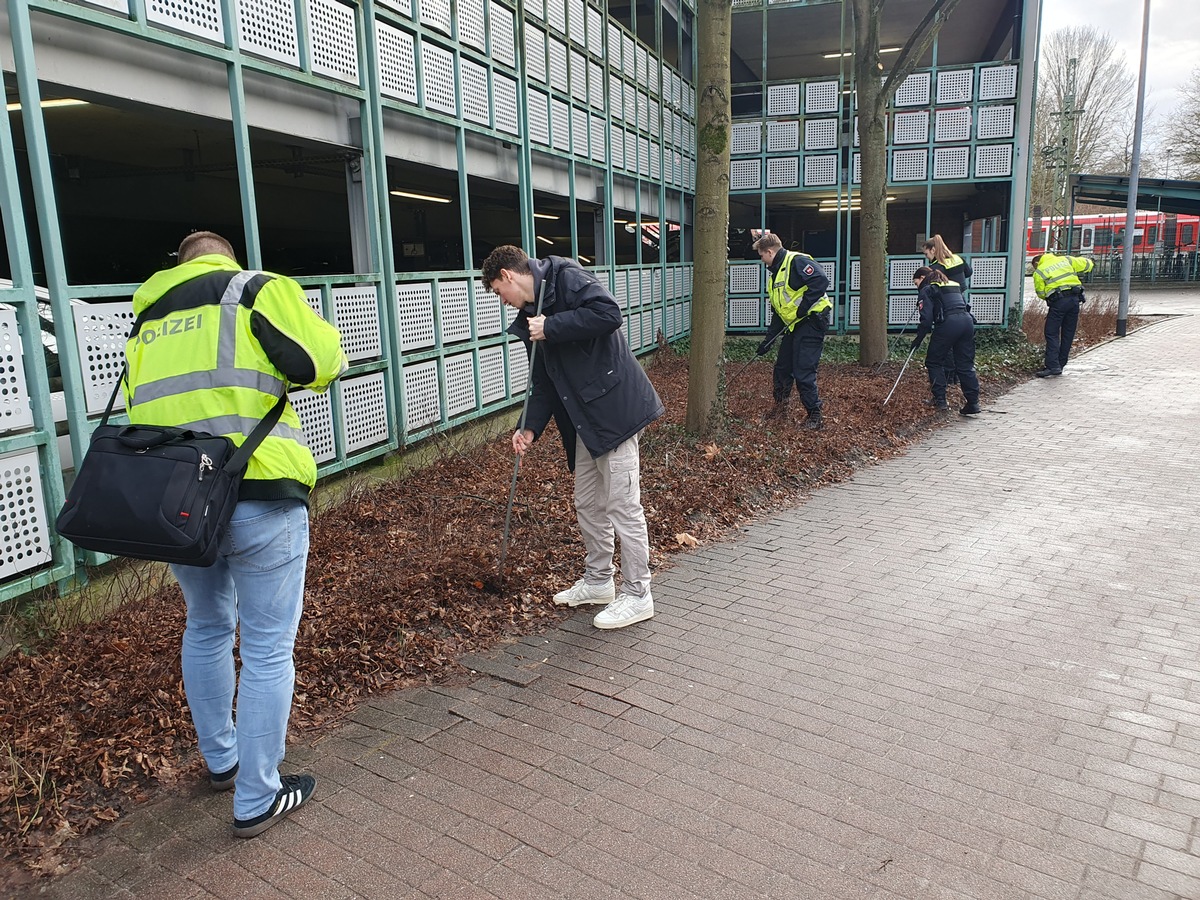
[553,578,616,607]
[593,592,654,630]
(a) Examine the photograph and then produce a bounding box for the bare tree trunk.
[685,0,733,436]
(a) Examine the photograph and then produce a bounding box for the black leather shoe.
[960,402,981,416]
[1035,368,1063,378]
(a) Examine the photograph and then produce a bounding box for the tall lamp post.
[1117,0,1152,337]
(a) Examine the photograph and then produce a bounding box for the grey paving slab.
[21,300,1200,899]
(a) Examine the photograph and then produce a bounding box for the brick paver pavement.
[30,308,1200,899]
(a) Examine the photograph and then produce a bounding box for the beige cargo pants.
[573,431,651,599]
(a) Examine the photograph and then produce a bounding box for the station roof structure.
[1071,174,1200,217]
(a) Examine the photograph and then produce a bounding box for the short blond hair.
[178,231,237,264]
[752,233,782,254]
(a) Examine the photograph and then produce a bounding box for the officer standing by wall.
[752,233,833,431]
[1029,250,1095,377]
[911,266,981,416]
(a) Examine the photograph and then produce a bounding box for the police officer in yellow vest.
[753,234,833,430]
[124,231,346,838]
[1030,251,1094,377]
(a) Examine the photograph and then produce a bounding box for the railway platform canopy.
[1071,173,1200,217]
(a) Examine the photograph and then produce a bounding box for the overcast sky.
[1038,0,1199,128]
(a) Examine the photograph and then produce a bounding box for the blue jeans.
[171,499,309,820]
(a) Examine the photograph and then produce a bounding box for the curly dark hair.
[480,244,532,287]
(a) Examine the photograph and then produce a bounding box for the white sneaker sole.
[593,607,655,630]
[555,595,614,607]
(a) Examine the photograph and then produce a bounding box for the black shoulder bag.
[56,369,287,568]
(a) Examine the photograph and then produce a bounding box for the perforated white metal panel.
[73,303,134,414]
[526,0,544,19]
[934,107,971,142]
[377,22,417,104]
[437,280,471,345]
[608,73,624,122]
[804,118,838,151]
[728,263,760,294]
[589,60,604,109]
[849,260,861,291]
[570,49,587,103]
[461,60,490,126]
[551,98,570,152]
[732,123,762,155]
[547,0,566,33]
[528,89,550,145]
[623,34,636,79]
[308,287,382,362]
[495,74,519,135]
[760,120,793,153]
[936,69,973,104]
[397,282,435,351]
[977,105,1015,140]
[611,128,625,170]
[612,270,628,309]
[624,82,637,126]
[548,38,569,92]
[572,106,589,157]
[804,154,838,186]
[147,0,223,42]
[970,294,1005,324]
[637,45,649,89]
[978,65,1018,101]
[470,282,500,338]
[805,80,839,114]
[637,92,649,133]
[420,0,452,34]
[458,0,485,49]
[377,0,411,16]
[507,341,529,394]
[638,135,650,177]
[342,372,389,451]
[290,387,337,463]
[933,146,970,180]
[421,42,457,116]
[525,26,547,83]
[478,345,506,404]
[489,2,516,67]
[731,159,760,190]
[852,153,861,184]
[0,309,31,433]
[607,23,622,69]
[975,143,1013,178]
[894,72,930,107]
[308,0,359,85]
[728,297,760,328]
[586,3,603,56]
[767,83,800,117]
[443,353,476,417]
[767,156,798,188]
[568,0,585,46]
[893,110,929,144]
[891,148,927,181]
[402,362,440,432]
[970,257,1006,288]
[848,296,860,326]
[239,0,299,66]
[591,115,606,163]
[78,0,127,10]
[0,448,51,579]
[889,258,924,289]
[888,294,919,325]
[648,56,659,95]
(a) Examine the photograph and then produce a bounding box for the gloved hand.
[909,337,924,353]
[756,337,774,357]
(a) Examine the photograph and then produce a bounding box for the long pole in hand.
[884,342,919,406]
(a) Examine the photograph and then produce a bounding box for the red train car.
[1026,212,1200,259]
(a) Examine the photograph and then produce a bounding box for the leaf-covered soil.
[0,327,1129,886]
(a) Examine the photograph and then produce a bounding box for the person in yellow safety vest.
[752,233,834,431]
[1030,251,1095,377]
[123,231,346,839]
[922,234,973,391]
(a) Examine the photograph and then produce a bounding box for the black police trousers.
[1044,291,1083,371]
[924,311,979,405]
[772,314,828,413]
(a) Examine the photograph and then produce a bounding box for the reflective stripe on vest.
[1038,257,1084,290]
[769,252,832,330]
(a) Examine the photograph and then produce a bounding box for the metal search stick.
[726,329,782,390]
[496,277,548,583]
[883,341,920,406]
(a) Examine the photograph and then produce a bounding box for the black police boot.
[960,401,981,416]
[800,409,824,431]
[1035,367,1063,378]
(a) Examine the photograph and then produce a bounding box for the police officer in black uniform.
[911,266,981,416]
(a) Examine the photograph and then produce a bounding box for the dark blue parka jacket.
[507,256,664,471]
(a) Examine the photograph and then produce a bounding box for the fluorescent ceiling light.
[823,51,853,59]
[613,219,629,224]
[536,235,554,245]
[6,98,89,112]
[389,189,451,203]
[577,256,591,263]
[533,212,559,220]
[880,47,902,54]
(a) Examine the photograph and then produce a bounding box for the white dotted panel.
[933,146,970,180]
[637,92,650,133]
[458,0,485,49]
[971,257,1007,288]
[525,26,547,83]
[570,49,587,103]
[624,82,637,126]
[731,159,761,190]
[568,0,585,46]
[975,143,1013,178]
[479,345,507,404]
[377,0,411,17]
[402,361,440,432]
[936,69,973,105]
[764,120,796,153]
[397,282,435,351]
[461,59,490,126]
[589,61,604,109]
[609,73,624,121]
[805,80,839,114]
[420,41,457,116]
[934,107,972,142]
[507,341,529,395]
[649,98,661,138]
[767,156,798,188]
[489,3,515,67]
[548,38,569,93]
[78,0,126,9]
[289,387,336,463]
[891,148,927,181]
[888,294,919,325]
[528,89,551,145]
[473,281,503,337]
[526,0,544,21]
[419,0,452,34]
[308,0,359,85]
[889,258,924,289]
[637,46,649,90]
[804,119,838,151]
[494,74,519,136]
[977,105,1015,140]
[767,83,800,117]
[971,294,1005,325]
[804,154,838,186]
[852,153,861,184]
[649,141,660,179]
[147,0,223,42]
[585,3,602,55]
[623,34,636,79]
[0,449,51,580]
[572,106,589,157]
[546,0,566,33]
[607,23,622,69]
[728,263,760,295]
[438,280,472,345]
[728,296,761,328]
[551,98,570,152]
[591,115,606,163]
[648,56,659,95]
[0,308,32,433]
[73,302,134,415]
[239,0,299,66]
[849,260,861,291]
[978,65,1018,101]
[638,135,650,177]
[731,122,760,155]
[444,352,477,417]
[331,287,382,361]
[611,128,625,170]
[848,296,860,326]
[894,72,930,107]
[377,22,417,104]
[342,372,389,452]
[894,110,929,144]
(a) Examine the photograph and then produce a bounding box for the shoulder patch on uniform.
[803,264,815,276]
